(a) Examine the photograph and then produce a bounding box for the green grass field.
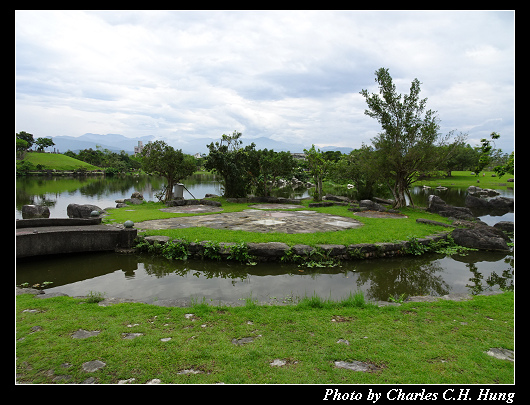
[412,171,514,190]
[16,291,514,384]
[18,152,101,171]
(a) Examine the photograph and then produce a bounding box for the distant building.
[291,152,306,160]
[134,141,144,155]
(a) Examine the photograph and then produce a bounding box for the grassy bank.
[104,199,454,247]
[16,291,514,384]
[17,152,101,171]
[412,171,514,190]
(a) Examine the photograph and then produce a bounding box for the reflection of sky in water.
[17,250,513,304]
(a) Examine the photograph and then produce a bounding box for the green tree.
[140,140,196,201]
[472,132,501,177]
[16,131,34,151]
[494,151,514,178]
[247,149,296,197]
[303,145,333,201]
[34,137,55,152]
[16,138,28,158]
[360,68,460,208]
[331,145,384,200]
[204,131,256,198]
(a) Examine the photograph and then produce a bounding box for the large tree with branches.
[360,68,463,208]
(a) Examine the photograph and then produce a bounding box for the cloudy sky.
[15,10,515,152]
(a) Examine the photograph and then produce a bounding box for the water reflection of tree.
[140,257,250,283]
[355,255,450,301]
[466,254,514,294]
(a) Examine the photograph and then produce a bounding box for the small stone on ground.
[485,348,514,361]
[334,360,381,372]
[82,360,106,372]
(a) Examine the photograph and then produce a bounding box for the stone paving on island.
[135,204,364,234]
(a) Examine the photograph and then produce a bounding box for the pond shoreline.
[136,231,451,262]
[15,285,506,308]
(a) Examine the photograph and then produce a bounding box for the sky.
[15,10,515,152]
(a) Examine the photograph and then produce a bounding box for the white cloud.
[15,10,514,152]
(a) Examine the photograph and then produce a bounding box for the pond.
[15,173,310,219]
[16,250,513,304]
[16,174,514,304]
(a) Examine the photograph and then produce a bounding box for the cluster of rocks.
[166,198,222,208]
[115,191,145,207]
[21,203,107,219]
[426,195,513,252]
[464,186,514,215]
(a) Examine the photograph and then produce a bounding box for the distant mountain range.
[50,133,353,155]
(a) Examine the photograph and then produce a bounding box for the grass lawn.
[103,199,454,246]
[15,292,514,384]
[18,152,101,171]
[412,171,514,190]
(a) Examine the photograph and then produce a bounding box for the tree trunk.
[165,178,174,201]
[391,176,408,208]
[314,176,323,201]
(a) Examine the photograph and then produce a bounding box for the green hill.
[18,152,102,171]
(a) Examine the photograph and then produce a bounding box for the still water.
[16,174,514,303]
[16,250,513,304]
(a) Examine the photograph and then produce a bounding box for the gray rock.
[130,192,144,200]
[247,242,289,258]
[334,360,381,372]
[16,287,44,295]
[359,200,386,212]
[124,198,143,205]
[231,337,254,345]
[488,196,514,211]
[493,221,514,233]
[427,195,475,220]
[72,329,101,339]
[144,235,172,244]
[67,204,106,218]
[82,360,106,372]
[416,218,455,228]
[122,332,144,339]
[485,348,514,361]
[465,194,491,209]
[22,204,50,219]
[452,227,510,251]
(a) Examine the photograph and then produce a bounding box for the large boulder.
[359,199,386,212]
[67,204,106,218]
[427,195,475,220]
[465,194,513,216]
[21,204,50,219]
[452,227,510,251]
[493,221,514,233]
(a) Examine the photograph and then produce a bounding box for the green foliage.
[303,145,333,201]
[34,137,55,152]
[247,148,296,197]
[161,240,190,261]
[140,141,196,201]
[204,131,256,198]
[201,241,222,261]
[360,67,463,208]
[227,242,256,265]
[405,236,430,256]
[85,291,105,303]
